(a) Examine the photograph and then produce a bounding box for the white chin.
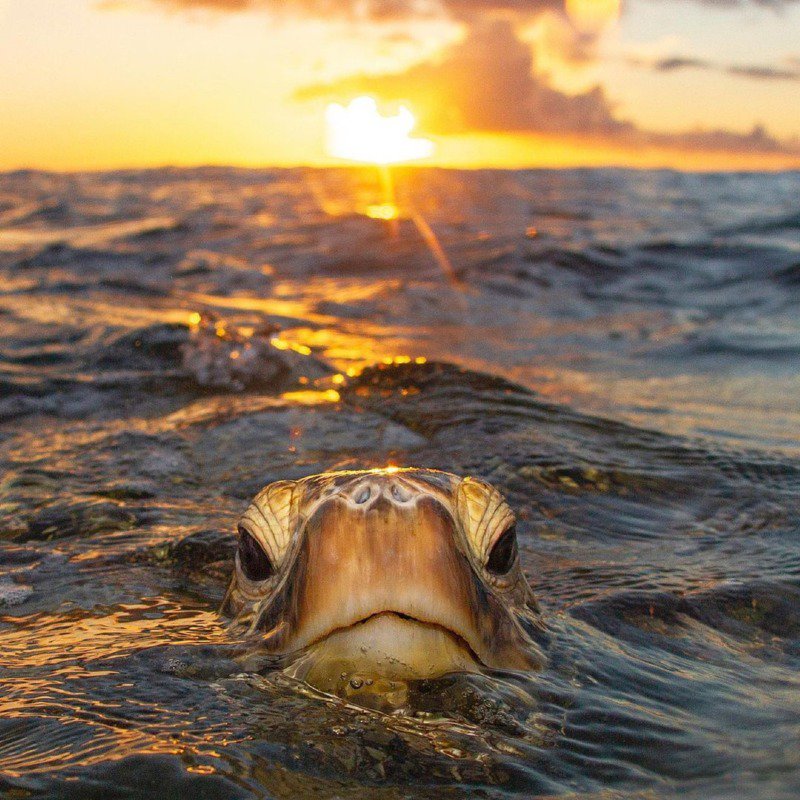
[284,612,480,696]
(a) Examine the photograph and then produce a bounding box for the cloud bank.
[136,0,800,14]
[644,55,800,81]
[132,0,562,20]
[120,0,799,155]
[299,22,629,136]
[298,20,794,153]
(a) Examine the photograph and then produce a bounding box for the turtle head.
[223,468,543,695]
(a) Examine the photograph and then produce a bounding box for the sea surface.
[1,166,799,799]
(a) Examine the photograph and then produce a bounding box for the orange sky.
[1,0,799,171]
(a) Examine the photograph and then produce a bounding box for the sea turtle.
[223,467,543,700]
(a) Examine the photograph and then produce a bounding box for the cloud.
[726,64,800,79]
[299,20,796,153]
[120,0,800,14]
[298,21,630,136]
[112,0,799,155]
[633,53,800,81]
[652,56,711,71]
[676,0,799,5]
[666,123,786,152]
[128,0,562,20]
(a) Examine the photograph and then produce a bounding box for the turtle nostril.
[354,484,372,504]
[390,482,411,502]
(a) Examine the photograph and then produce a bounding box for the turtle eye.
[486,524,518,575]
[237,524,275,582]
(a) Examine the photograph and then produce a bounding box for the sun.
[325,97,435,165]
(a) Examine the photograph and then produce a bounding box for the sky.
[1,0,799,170]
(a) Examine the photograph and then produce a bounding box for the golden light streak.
[407,204,461,288]
[365,203,400,221]
[282,389,341,405]
[321,97,466,287]
[270,336,312,356]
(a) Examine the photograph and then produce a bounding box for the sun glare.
[325,97,435,165]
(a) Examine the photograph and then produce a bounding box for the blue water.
[1,167,799,798]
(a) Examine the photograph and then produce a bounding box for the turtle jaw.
[284,611,482,694]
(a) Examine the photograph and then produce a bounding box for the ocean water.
[0,166,799,798]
